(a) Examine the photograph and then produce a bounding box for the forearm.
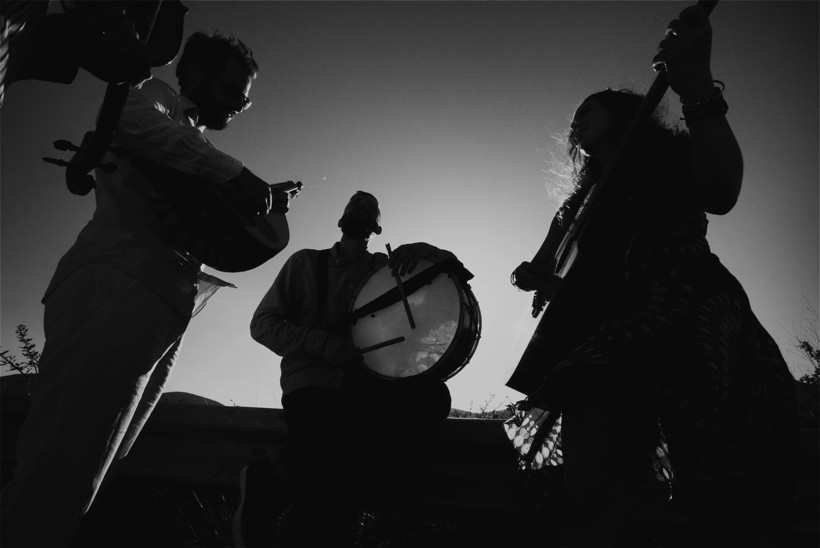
[531,213,565,268]
[250,259,329,358]
[115,84,243,183]
[653,2,743,216]
[688,113,743,215]
[250,308,329,359]
[119,113,243,182]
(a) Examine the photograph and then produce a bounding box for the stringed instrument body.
[506,0,718,396]
[44,0,188,195]
[506,179,651,394]
[130,156,301,273]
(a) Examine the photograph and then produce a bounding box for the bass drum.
[349,259,481,381]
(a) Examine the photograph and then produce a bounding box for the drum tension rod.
[385,244,416,329]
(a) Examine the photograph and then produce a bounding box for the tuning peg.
[44,157,117,174]
[43,157,71,168]
[54,139,127,159]
[53,140,80,152]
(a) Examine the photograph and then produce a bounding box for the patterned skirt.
[504,252,799,527]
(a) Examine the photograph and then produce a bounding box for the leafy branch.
[794,302,819,388]
[0,324,40,376]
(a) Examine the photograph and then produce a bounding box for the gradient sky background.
[1,1,817,410]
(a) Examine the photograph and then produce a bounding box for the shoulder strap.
[316,249,330,316]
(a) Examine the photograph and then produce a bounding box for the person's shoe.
[232,460,285,547]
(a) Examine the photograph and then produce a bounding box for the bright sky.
[1,1,817,411]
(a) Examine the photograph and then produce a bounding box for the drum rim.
[435,278,481,381]
[349,259,481,381]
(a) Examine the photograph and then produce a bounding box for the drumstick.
[385,243,416,329]
[358,336,406,354]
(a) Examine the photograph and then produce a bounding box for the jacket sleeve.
[114,79,243,184]
[250,252,330,358]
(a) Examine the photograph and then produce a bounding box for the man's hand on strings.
[652,4,716,104]
[270,187,290,214]
[228,167,273,216]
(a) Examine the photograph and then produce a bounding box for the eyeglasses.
[209,72,252,111]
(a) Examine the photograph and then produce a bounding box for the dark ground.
[74,476,560,547]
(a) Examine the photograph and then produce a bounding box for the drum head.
[350,260,462,379]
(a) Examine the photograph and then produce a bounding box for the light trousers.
[0,264,191,546]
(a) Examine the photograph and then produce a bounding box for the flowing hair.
[551,88,689,222]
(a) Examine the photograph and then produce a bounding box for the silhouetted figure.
[0,0,152,107]
[236,191,464,546]
[507,5,799,546]
[0,31,289,547]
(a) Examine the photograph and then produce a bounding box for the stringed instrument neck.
[527,0,718,318]
[44,1,188,196]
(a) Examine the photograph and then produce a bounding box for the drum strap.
[315,248,330,330]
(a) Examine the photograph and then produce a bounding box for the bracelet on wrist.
[680,80,728,127]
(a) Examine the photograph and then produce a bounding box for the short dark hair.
[352,190,378,202]
[175,31,258,88]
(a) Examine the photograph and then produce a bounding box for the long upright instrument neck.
[530,0,719,273]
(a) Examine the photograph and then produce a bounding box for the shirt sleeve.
[114,79,243,183]
[250,252,330,358]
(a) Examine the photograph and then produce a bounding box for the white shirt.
[44,78,243,315]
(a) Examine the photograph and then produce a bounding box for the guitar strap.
[315,247,373,387]
[315,248,331,331]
